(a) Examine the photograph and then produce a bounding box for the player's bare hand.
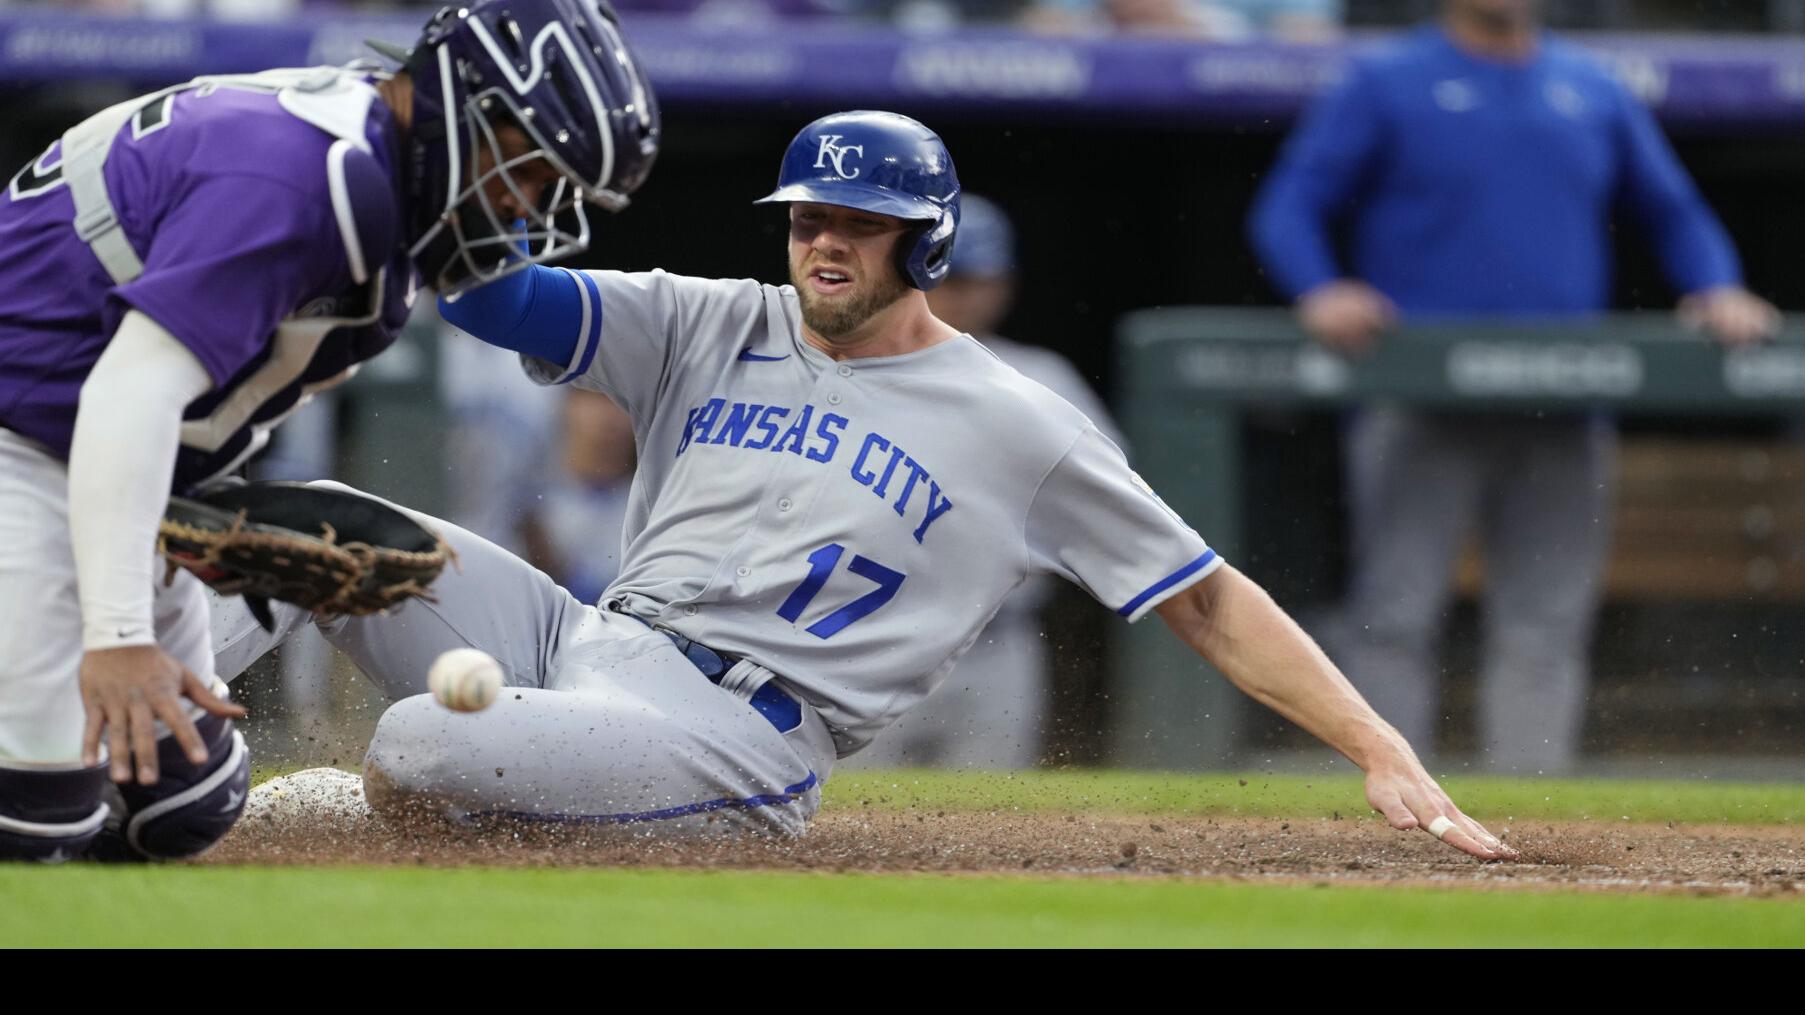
[1298,279,1396,355]
[1364,758,1517,862]
[78,645,245,785]
[1679,286,1781,348]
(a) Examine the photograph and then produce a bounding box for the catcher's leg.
[87,704,250,862]
[0,434,89,768]
[0,435,110,860]
[89,566,249,862]
[363,610,834,838]
[211,480,585,700]
[0,433,241,861]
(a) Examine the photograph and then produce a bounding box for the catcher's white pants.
[212,483,834,837]
[0,430,215,763]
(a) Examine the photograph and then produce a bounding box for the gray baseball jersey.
[524,269,1222,754]
[851,333,1126,769]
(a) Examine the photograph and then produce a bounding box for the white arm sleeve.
[69,310,213,651]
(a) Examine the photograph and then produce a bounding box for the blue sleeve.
[1612,84,1742,295]
[1247,64,1386,300]
[437,264,587,366]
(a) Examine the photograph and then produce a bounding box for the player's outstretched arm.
[1153,565,1517,861]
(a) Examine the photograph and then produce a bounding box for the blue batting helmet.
[399,0,661,298]
[755,111,960,291]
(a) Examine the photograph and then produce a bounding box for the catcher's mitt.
[159,482,452,629]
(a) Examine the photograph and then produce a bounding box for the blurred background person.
[1248,0,1779,774]
[535,389,637,606]
[440,326,562,562]
[440,325,638,601]
[852,194,1124,769]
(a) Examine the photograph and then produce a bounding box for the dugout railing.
[1111,309,1805,769]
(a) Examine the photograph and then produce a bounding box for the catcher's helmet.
[397,0,660,298]
[755,110,961,291]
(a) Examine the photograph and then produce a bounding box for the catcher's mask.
[393,0,660,299]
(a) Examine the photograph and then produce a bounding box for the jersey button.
[736,566,751,577]
[827,393,842,405]
[837,365,853,377]
[683,605,698,617]
[778,497,793,511]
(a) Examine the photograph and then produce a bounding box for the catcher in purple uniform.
[0,0,658,862]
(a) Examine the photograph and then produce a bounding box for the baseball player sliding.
[217,111,1514,861]
[0,0,658,862]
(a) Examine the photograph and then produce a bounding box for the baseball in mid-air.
[427,648,503,713]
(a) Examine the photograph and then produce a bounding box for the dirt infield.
[208,799,1805,897]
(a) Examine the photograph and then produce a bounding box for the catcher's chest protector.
[43,66,416,491]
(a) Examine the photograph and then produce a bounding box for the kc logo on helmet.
[814,135,864,179]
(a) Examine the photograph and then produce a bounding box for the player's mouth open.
[809,268,853,294]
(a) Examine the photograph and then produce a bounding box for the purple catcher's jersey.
[0,70,414,491]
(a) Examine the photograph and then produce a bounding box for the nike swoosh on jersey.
[737,348,790,362]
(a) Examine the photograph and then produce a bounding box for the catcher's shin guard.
[0,759,110,863]
[89,705,251,862]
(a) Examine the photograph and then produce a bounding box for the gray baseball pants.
[211,483,835,837]
[1332,407,1616,774]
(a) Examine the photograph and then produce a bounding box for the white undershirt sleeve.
[69,310,214,652]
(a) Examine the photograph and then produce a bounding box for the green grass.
[823,769,1805,825]
[11,769,1799,948]
[4,865,1802,948]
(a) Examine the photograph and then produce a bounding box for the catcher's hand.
[159,482,452,628]
[80,645,244,785]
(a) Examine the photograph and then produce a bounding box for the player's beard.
[792,260,911,341]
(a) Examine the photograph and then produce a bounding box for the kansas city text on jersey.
[674,396,955,544]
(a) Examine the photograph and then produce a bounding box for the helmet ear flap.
[902,207,957,291]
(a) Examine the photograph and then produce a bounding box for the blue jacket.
[1249,25,1741,317]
